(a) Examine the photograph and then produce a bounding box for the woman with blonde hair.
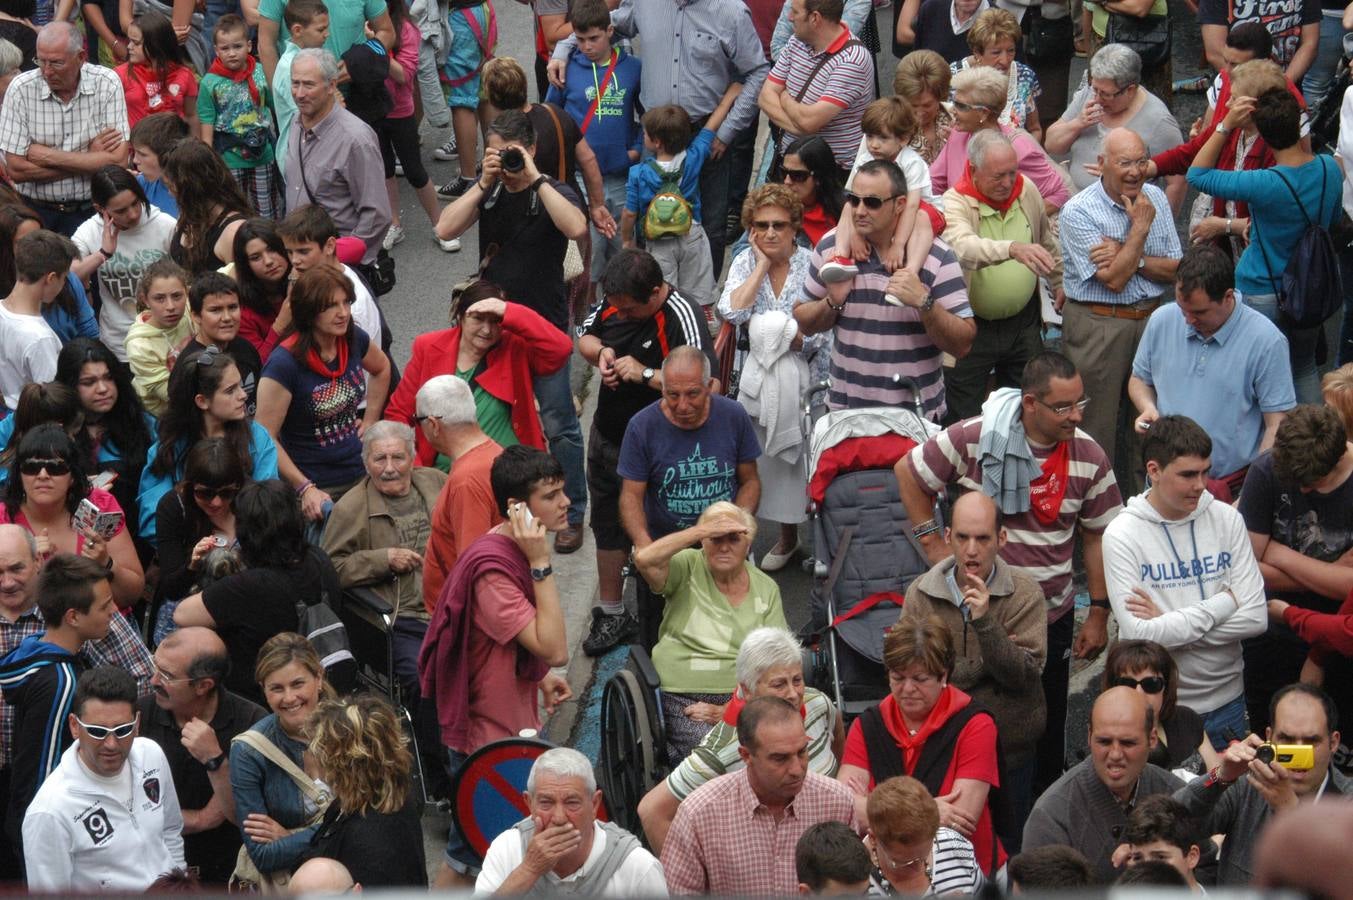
[949,9,1041,140]
[305,694,428,886]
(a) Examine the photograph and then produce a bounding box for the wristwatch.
[641,367,656,386]
[203,752,227,772]
[919,292,936,313]
[531,565,554,582]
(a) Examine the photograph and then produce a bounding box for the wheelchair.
[596,644,668,838]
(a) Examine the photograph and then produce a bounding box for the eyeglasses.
[413,413,439,425]
[844,191,899,210]
[951,98,991,113]
[192,484,241,504]
[151,660,195,686]
[1093,82,1137,100]
[781,167,813,183]
[1110,157,1151,172]
[874,839,931,876]
[751,219,793,233]
[36,55,72,70]
[1034,396,1091,416]
[1113,675,1166,694]
[75,713,139,741]
[20,457,71,477]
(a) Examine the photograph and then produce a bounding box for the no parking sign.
[452,737,552,859]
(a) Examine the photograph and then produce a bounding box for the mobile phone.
[517,502,536,527]
[88,470,118,491]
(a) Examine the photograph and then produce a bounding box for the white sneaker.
[433,136,458,161]
[437,235,462,252]
[394,162,404,177]
[382,224,405,251]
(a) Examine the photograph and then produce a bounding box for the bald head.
[152,626,229,710]
[1099,128,1150,204]
[952,492,999,531]
[159,626,227,663]
[0,524,35,562]
[289,858,357,894]
[1102,127,1146,160]
[1093,685,1153,736]
[1089,686,1156,800]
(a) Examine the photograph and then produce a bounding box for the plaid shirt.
[661,768,857,895]
[0,608,153,768]
[1058,180,1182,306]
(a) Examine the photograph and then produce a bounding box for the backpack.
[1253,159,1344,329]
[294,551,357,692]
[642,158,693,240]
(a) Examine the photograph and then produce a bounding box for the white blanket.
[738,311,807,463]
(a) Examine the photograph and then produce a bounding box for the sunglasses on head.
[781,167,812,183]
[20,457,70,477]
[1113,675,1166,694]
[75,713,139,740]
[193,484,241,503]
[844,191,898,210]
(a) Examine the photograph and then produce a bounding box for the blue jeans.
[1303,16,1348,110]
[1201,693,1250,750]
[532,360,586,525]
[443,749,481,874]
[1244,292,1321,404]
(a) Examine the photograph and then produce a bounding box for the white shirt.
[476,821,669,897]
[71,206,177,362]
[0,301,60,410]
[342,263,381,404]
[847,140,938,204]
[23,738,185,892]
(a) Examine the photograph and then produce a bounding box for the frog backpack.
[643,158,693,240]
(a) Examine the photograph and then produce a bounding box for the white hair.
[662,344,712,384]
[415,375,477,427]
[1090,43,1143,88]
[294,47,340,84]
[361,420,415,459]
[967,129,1014,170]
[527,747,596,795]
[0,39,23,76]
[735,627,803,694]
[37,21,83,56]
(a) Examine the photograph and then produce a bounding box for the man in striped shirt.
[895,351,1122,796]
[795,158,974,419]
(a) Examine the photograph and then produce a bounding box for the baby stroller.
[800,379,940,721]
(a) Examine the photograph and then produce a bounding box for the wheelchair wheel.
[598,668,657,836]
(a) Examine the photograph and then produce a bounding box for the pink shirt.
[384,20,421,120]
[462,569,540,752]
[0,487,127,554]
[930,126,1071,209]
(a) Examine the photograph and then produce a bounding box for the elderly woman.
[949,9,1041,140]
[1102,639,1220,775]
[1044,44,1184,207]
[866,776,984,896]
[894,51,955,165]
[384,280,572,470]
[637,626,845,853]
[838,615,1006,876]
[632,501,788,766]
[930,67,1070,211]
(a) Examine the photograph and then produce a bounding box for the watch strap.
[531,565,554,582]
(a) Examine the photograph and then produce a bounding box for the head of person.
[1019,351,1085,443]
[14,228,77,299]
[523,748,602,860]
[414,374,480,451]
[91,165,150,234]
[568,0,613,62]
[287,265,354,358]
[1267,683,1340,797]
[1228,60,1287,127]
[695,500,756,578]
[1252,87,1303,153]
[796,821,871,894]
[741,183,803,257]
[1323,366,1353,438]
[780,136,844,222]
[1098,127,1151,203]
[129,10,187,73]
[0,523,37,618]
[966,8,1021,73]
[150,626,230,714]
[861,96,917,164]
[154,348,249,481]
[1121,795,1202,886]
[189,271,243,347]
[641,105,693,159]
[482,56,529,112]
[35,21,85,97]
[361,420,415,499]
[1102,639,1179,725]
[892,49,950,130]
[211,13,249,69]
[5,423,88,519]
[451,278,506,360]
[601,249,666,319]
[255,631,332,736]
[789,0,844,45]
[69,665,139,777]
[1273,403,1349,492]
[160,140,252,269]
[55,338,151,474]
[308,693,411,814]
[735,626,806,706]
[277,204,340,274]
[865,776,941,888]
[288,858,357,895]
[1224,20,1273,69]
[1088,685,1156,802]
[847,160,908,243]
[1088,43,1143,116]
[486,109,538,190]
[37,552,115,643]
[490,445,570,530]
[946,491,1005,582]
[660,345,714,429]
[233,216,292,313]
[0,203,41,296]
[1006,845,1094,892]
[949,66,1006,134]
[233,479,308,569]
[179,436,246,531]
[967,129,1019,206]
[1141,415,1212,520]
[136,256,189,330]
[736,696,810,807]
[1116,860,1190,888]
[882,615,954,723]
[283,0,330,49]
[0,37,22,101]
[129,111,190,184]
[3,382,80,465]
[291,47,340,122]
[1174,242,1236,338]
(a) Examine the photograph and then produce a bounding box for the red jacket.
[1284,590,1353,664]
[384,302,572,466]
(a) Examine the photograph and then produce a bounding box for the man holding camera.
[1173,683,1352,886]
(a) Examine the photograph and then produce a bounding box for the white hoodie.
[1103,490,1267,715]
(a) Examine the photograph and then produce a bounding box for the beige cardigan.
[941,177,1063,296]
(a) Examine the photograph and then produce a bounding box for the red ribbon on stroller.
[831,590,905,629]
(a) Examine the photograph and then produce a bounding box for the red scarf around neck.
[954,162,1024,215]
[208,54,260,106]
[281,332,349,381]
[1027,440,1071,526]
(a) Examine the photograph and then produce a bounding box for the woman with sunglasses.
[1102,639,1221,775]
[232,218,293,364]
[865,776,984,896]
[1,424,145,606]
[138,349,278,542]
[780,136,846,249]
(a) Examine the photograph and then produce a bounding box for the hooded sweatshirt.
[1103,490,1267,714]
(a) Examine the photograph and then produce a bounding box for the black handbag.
[1023,8,1074,64]
[1105,12,1172,71]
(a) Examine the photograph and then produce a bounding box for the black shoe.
[436,176,475,198]
[582,608,637,656]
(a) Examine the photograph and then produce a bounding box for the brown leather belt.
[1078,301,1158,321]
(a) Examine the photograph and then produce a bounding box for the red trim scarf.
[207,54,260,106]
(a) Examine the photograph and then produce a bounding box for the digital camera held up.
[1255,743,1315,770]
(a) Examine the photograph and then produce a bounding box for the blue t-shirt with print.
[544,48,643,177]
[617,393,761,539]
[625,128,715,220]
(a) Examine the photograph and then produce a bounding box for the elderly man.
[1022,686,1184,883]
[0,22,129,236]
[661,696,857,895]
[619,345,762,650]
[137,627,264,887]
[415,375,503,615]
[283,48,392,265]
[1130,244,1294,497]
[942,130,1063,422]
[477,747,667,895]
[897,491,1047,843]
[796,159,974,419]
[1058,127,1182,467]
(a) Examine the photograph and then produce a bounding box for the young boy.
[182,271,263,414]
[198,14,282,219]
[544,0,641,301]
[272,0,330,186]
[125,258,195,417]
[0,230,78,412]
[621,93,739,311]
[1120,796,1204,892]
[795,822,872,894]
[0,554,116,863]
[130,112,191,217]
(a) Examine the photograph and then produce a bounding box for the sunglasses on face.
[781,167,812,183]
[1113,675,1166,694]
[75,713,139,740]
[20,458,71,477]
[751,219,792,233]
[193,484,241,504]
[844,191,898,210]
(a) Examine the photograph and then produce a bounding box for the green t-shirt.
[197,69,274,169]
[969,202,1039,320]
[261,0,389,62]
[457,363,519,452]
[653,548,789,694]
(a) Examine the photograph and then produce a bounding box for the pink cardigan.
[931,126,1071,209]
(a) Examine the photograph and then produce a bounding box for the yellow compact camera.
[1255,743,1315,770]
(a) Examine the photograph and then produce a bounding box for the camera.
[1255,743,1315,770]
[500,147,525,173]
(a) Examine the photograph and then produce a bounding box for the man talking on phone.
[893,490,1048,848]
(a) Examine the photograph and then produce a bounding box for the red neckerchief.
[879,685,970,774]
[1027,440,1070,526]
[208,55,260,106]
[954,162,1024,215]
[721,688,808,726]
[281,333,349,381]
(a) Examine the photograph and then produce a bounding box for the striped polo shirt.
[804,228,971,419]
[767,26,875,169]
[905,417,1123,619]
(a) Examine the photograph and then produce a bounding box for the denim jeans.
[1244,292,1321,404]
[1303,15,1349,111]
[532,360,587,525]
[443,749,481,875]
[1201,693,1250,750]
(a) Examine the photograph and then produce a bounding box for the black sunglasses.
[781,167,812,183]
[844,191,899,210]
[1113,675,1166,694]
[20,457,71,477]
[193,484,241,503]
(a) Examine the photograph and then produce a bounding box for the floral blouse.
[949,58,1042,132]
[715,245,830,391]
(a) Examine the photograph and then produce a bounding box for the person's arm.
[637,781,681,856]
[1259,411,1285,454]
[319,497,396,588]
[537,178,589,240]
[254,374,328,520]
[359,343,390,430]
[619,478,652,549]
[172,591,215,627]
[1077,528,1111,658]
[705,83,743,140]
[1044,97,1098,156]
[71,222,118,283]
[574,138,615,237]
[1090,200,1154,293]
[659,803,712,894]
[885,268,975,358]
[1194,516,1268,646]
[1104,530,1239,647]
[25,132,130,176]
[759,82,843,136]
[126,334,173,417]
[82,2,126,61]
[893,449,946,564]
[1285,21,1321,85]
[733,459,760,516]
[1202,23,1228,71]
[969,585,1044,689]
[1164,173,1187,213]
[502,507,569,668]
[941,191,1022,267]
[1128,374,1159,432]
[229,741,319,873]
[836,762,872,826]
[258,15,282,83]
[20,813,73,891]
[158,764,185,866]
[1282,591,1353,657]
[435,177,487,240]
[895,0,921,45]
[168,0,193,45]
[1260,540,1353,599]
[240,0,260,25]
[103,526,145,606]
[717,248,767,324]
[718,23,770,145]
[367,8,396,49]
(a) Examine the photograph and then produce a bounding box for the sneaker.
[437,176,476,199]
[432,136,458,161]
[394,162,404,177]
[437,234,462,252]
[382,224,405,251]
[582,608,638,656]
[818,255,859,284]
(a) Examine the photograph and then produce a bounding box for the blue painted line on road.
[571,645,630,766]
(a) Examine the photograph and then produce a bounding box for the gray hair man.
[476,747,667,895]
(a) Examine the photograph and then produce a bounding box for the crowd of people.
[0,0,1347,890]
